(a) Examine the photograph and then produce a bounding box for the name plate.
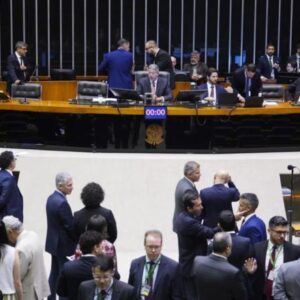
[144,106,167,120]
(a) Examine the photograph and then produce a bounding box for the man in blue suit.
[257,43,281,81]
[200,170,240,228]
[99,38,133,89]
[45,172,76,300]
[128,230,181,300]
[0,151,23,222]
[237,193,267,244]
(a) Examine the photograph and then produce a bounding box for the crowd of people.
[1,152,300,299]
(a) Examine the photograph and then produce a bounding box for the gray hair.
[15,41,28,50]
[184,161,200,176]
[148,64,159,73]
[212,232,232,253]
[2,216,23,232]
[55,172,72,188]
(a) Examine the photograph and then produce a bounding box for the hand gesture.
[244,258,257,274]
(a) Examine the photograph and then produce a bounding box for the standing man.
[0,151,23,222]
[251,216,300,299]
[145,40,175,89]
[237,193,267,245]
[128,230,181,300]
[287,43,300,73]
[173,161,201,230]
[231,63,262,101]
[192,232,247,300]
[78,255,134,300]
[99,38,133,89]
[136,64,173,103]
[258,43,281,81]
[200,170,240,228]
[3,215,50,300]
[45,172,76,300]
[6,41,31,95]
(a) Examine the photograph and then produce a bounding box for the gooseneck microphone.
[287,165,297,170]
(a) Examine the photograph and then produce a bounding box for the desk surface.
[0,100,299,116]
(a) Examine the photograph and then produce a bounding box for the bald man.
[200,170,240,228]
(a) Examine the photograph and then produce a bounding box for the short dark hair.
[269,216,288,228]
[79,230,103,255]
[81,182,105,208]
[144,230,163,245]
[117,38,129,47]
[240,193,259,210]
[212,232,232,253]
[86,214,108,239]
[182,190,199,210]
[0,151,15,170]
[0,221,9,260]
[218,210,236,231]
[266,43,275,49]
[93,254,114,272]
[246,63,257,73]
[207,67,218,77]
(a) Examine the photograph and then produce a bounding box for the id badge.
[141,284,151,296]
[268,270,275,281]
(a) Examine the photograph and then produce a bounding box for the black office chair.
[50,69,76,80]
[11,83,42,100]
[77,81,108,100]
[134,71,170,88]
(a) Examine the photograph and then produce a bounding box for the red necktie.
[264,245,277,299]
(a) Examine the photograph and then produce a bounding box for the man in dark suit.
[78,255,134,300]
[6,41,31,95]
[287,43,300,73]
[247,216,300,300]
[288,77,300,99]
[232,63,262,101]
[145,40,175,89]
[128,230,181,300]
[200,170,240,228]
[237,193,267,245]
[0,151,23,222]
[45,172,77,300]
[173,161,201,230]
[136,64,173,103]
[73,182,117,243]
[193,232,247,300]
[57,231,103,299]
[99,38,133,89]
[174,190,217,299]
[258,43,281,81]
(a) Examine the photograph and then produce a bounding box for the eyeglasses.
[271,230,288,236]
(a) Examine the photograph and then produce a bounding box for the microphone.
[287,165,297,170]
[29,65,39,82]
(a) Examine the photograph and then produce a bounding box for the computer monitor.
[176,89,207,102]
[50,69,76,80]
[110,88,142,101]
[277,72,300,84]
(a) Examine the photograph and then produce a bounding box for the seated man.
[136,64,173,103]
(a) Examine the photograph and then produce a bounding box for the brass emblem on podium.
[145,123,164,145]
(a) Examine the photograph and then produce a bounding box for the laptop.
[244,96,264,108]
[217,93,238,108]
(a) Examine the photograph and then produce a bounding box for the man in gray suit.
[192,232,247,300]
[274,258,300,300]
[78,255,134,300]
[3,215,50,300]
[173,161,201,230]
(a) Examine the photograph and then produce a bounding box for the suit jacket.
[192,254,247,300]
[0,169,23,222]
[288,77,300,96]
[6,53,31,94]
[45,191,76,258]
[78,278,135,300]
[200,182,240,228]
[238,214,267,245]
[174,211,215,276]
[99,48,133,89]
[136,76,173,102]
[253,240,300,299]
[258,54,280,79]
[273,258,300,300]
[232,67,262,97]
[73,206,117,243]
[16,230,50,300]
[57,256,97,300]
[153,49,175,89]
[128,254,181,300]
[197,83,227,104]
[173,177,198,230]
[183,62,208,83]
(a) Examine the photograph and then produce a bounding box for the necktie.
[147,261,156,287]
[98,289,107,300]
[210,85,215,98]
[151,80,156,97]
[241,218,246,226]
[264,245,277,299]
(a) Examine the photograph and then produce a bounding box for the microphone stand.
[288,167,295,243]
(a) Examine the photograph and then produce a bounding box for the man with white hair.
[45,172,76,300]
[200,170,240,228]
[3,215,50,300]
